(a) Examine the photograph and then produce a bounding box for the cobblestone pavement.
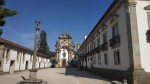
[0,68,112,84]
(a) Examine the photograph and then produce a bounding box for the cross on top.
[35,20,41,27]
[35,20,41,30]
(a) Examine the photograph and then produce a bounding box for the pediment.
[144,4,150,10]
[101,24,107,32]
[110,14,119,24]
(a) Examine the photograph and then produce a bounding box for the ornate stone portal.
[55,33,75,68]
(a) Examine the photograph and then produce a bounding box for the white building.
[77,0,150,84]
[55,33,75,68]
[0,38,51,74]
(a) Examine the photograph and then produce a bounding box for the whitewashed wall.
[86,5,130,70]
[2,48,50,73]
[136,1,150,72]
[60,49,69,62]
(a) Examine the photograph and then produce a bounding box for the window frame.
[0,61,1,67]
[6,49,10,58]
[98,54,101,64]
[114,50,121,65]
[104,53,108,65]
[112,23,119,37]
[103,32,107,43]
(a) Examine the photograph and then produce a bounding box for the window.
[97,37,100,46]
[6,50,10,58]
[87,46,89,52]
[23,53,25,62]
[63,53,66,57]
[0,61,1,67]
[93,41,95,49]
[114,50,120,65]
[98,55,101,64]
[103,32,107,43]
[17,52,19,60]
[90,43,92,51]
[93,56,96,64]
[30,55,32,62]
[147,13,150,29]
[104,53,108,65]
[112,24,119,37]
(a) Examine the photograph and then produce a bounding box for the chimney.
[85,35,87,39]
[76,44,81,51]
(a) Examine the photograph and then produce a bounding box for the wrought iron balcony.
[101,42,108,52]
[146,29,150,43]
[95,46,101,53]
[109,35,120,48]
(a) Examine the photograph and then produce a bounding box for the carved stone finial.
[35,21,41,27]
[35,21,41,30]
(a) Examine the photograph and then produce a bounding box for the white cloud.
[5,26,35,49]
[53,32,59,37]
[22,33,35,38]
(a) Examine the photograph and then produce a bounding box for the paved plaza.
[0,68,112,84]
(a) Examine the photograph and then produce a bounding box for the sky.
[1,0,113,52]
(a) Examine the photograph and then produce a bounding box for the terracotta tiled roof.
[0,38,48,58]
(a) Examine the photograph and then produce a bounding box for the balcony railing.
[95,46,101,53]
[146,29,150,43]
[101,42,108,52]
[109,35,120,48]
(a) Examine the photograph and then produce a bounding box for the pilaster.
[125,0,150,84]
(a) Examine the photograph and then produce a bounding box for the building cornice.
[77,0,125,52]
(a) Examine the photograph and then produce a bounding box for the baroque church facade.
[55,33,75,68]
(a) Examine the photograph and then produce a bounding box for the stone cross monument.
[17,21,47,84]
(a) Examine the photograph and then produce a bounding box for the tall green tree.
[38,30,50,56]
[0,0,18,36]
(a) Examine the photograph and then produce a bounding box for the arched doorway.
[9,60,15,74]
[62,59,66,68]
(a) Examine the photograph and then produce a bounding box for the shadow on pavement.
[64,68,112,82]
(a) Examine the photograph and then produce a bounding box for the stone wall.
[85,67,150,84]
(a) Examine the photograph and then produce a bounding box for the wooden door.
[62,60,66,68]
[25,61,28,70]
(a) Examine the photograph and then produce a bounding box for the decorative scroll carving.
[110,14,119,24]
[144,4,150,10]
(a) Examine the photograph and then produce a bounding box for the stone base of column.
[17,79,47,84]
[28,69,38,81]
[17,69,47,84]
[125,68,150,84]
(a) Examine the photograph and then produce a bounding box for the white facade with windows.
[0,38,51,74]
[77,0,150,84]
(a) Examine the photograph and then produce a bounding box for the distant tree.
[49,51,56,57]
[0,0,18,36]
[37,30,50,56]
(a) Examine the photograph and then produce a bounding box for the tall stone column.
[28,21,40,81]
[125,1,149,84]
[18,21,47,84]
